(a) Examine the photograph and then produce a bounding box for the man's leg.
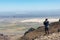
[45,28,47,34]
[47,28,49,34]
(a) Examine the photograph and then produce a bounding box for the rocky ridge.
[19,21,60,40]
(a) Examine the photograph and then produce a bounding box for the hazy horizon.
[0,0,60,17]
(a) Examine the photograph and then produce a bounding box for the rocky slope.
[0,34,10,40]
[19,21,60,40]
[35,33,60,40]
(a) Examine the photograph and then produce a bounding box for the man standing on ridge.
[43,19,49,34]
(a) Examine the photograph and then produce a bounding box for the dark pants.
[45,27,49,34]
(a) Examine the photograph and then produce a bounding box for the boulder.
[24,28,35,35]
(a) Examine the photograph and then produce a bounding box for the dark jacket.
[44,21,49,28]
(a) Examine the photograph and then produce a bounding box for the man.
[43,19,49,34]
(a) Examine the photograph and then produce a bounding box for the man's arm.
[48,21,49,25]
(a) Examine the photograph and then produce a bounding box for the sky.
[0,0,60,12]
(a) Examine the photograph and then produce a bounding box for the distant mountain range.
[0,10,60,18]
